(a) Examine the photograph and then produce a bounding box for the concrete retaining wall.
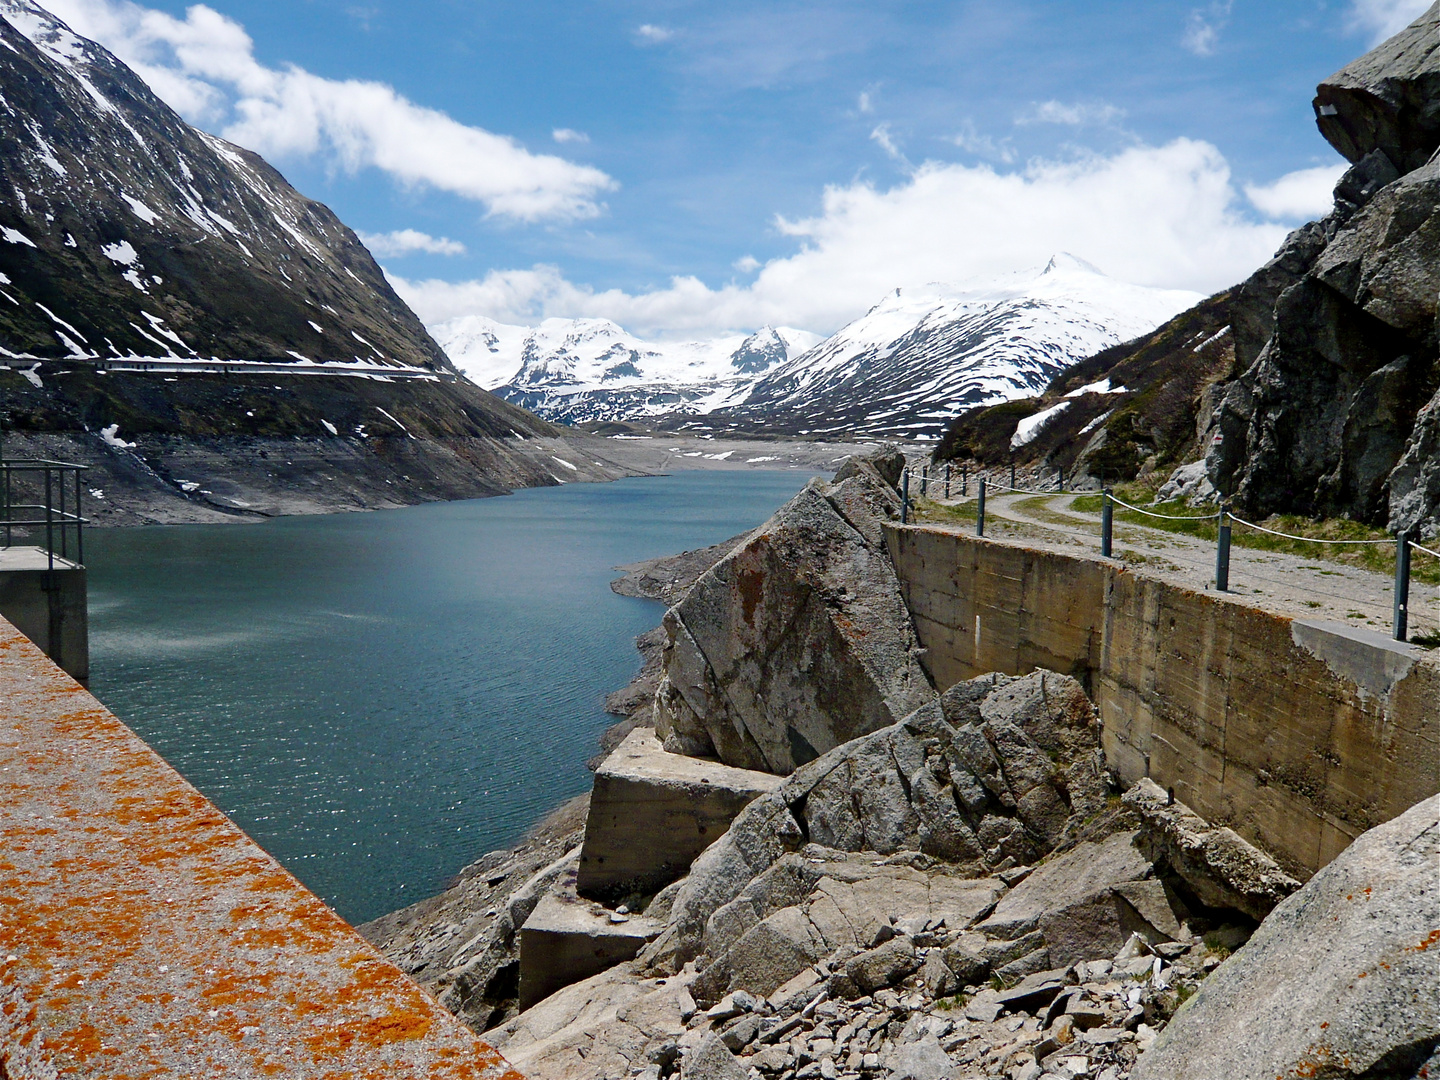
[0,548,87,684]
[885,524,1440,880]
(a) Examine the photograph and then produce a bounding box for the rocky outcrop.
[653,445,935,773]
[1123,779,1300,922]
[648,671,1113,976]
[1313,2,1440,174]
[1132,794,1440,1080]
[1201,8,1440,535]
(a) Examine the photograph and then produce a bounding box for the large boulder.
[1314,2,1440,174]
[653,447,934,774]
[1132,794,1440,1080]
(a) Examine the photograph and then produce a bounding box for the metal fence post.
[944,464,951,500]
[1395,532,1411,642]
[977,478,986,537]
[961,464,968,497]
[1216,504,1231,592]
[1058,466,1065,492]
[921,465,929,498]
[901,468,910,524]
[1101,489,1113,558]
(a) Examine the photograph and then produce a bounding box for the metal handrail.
[1,459,88,570]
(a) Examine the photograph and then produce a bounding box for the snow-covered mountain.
[436,257,1199,438]
[436,316,821,424]
[727,255,1202,439]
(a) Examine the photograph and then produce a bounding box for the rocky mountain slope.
[436,259,1195,442]
[438,316,820,425]
[0,0,632,521]
[937,6,1440,538]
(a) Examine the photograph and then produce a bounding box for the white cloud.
[1347,0,1430,44]
[1021,101,1126,127]
[358,229,466,257]
[36,0,615,221]
[857,89,874,115]
[1183,1,1233,56]
[635,23,674,43]
[945,120,1016,164]
[552,128,590,145]
[733,255,761,273]
[1245,164,1347,220]
[869,123,908,164]
[392,138,1289,340]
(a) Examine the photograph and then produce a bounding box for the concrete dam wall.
[884,523,1440,881]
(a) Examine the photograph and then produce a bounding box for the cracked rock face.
[649,671,1112,977]
[653,447,935,775]
[1203,7,1440,536]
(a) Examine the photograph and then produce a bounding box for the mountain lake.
[84,469,818,925]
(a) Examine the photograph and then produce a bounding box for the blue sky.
[37,0,1430,336]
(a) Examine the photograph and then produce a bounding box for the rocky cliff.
[0,0,632,520]
[936,6,1440,539]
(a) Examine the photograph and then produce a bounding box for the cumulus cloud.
[552,128,590,145]
[358,229,466,257]
[393,138,1290,340]
[733,255,761,273]
[635,23,674,43]
[37,0,615,221]
[1245,164,1346,220]
[1183,1,1233,56]
[1347,0,1430,44]
[1021,101,1126,127]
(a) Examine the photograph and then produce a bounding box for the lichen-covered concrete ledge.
[0,616,523,1079]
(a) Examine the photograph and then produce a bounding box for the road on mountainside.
[915,486,1438,642]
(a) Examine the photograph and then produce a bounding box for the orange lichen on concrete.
[0,617,526,1080]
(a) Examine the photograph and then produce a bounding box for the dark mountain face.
[0,1,638,524]
[0,0,447,370]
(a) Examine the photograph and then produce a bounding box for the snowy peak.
[434,314,820,425]
[727,260,1201,439]
[434,259,1196,435]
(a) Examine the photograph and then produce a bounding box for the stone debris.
[489,898,1226,1080]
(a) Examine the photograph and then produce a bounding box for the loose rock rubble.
[489,893,1231,1080]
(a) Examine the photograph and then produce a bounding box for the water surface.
[86,470,815,924]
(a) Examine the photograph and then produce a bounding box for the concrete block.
[578,729,781,902]
[518,892,662,1009]
[0,548,86,684]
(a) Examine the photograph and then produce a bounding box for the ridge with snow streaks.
[0,0,448,370]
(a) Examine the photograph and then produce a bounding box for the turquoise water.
[84,471,816,924]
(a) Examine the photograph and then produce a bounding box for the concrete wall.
[0,554,87,684]
[885,524,1440,880]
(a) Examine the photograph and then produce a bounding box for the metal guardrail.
[900,465,1436,644]
[1,459,88,570]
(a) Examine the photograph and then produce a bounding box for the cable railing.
[1,459,89,570]
[899,463,1436,644]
